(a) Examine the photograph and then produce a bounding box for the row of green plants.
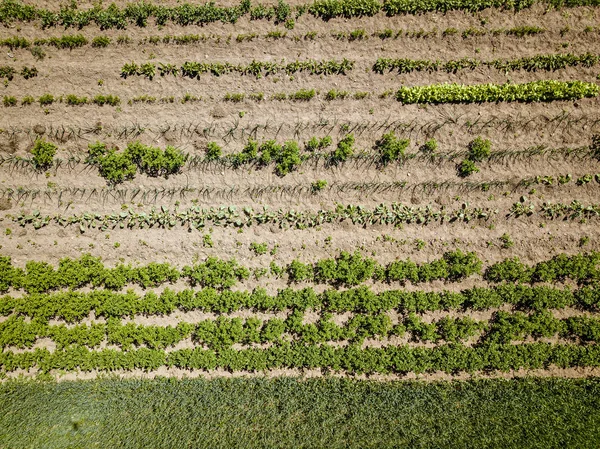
[2,93,120,108]
[3,308,599,351]
[0,0,252,28]
[2,341,600,374]
[11,202,498,233]
[3,0,585,29]
[0,250,480,293]
[373,53,599,74]
[0,250,598,294]
[2,283,598,322]
[14,196,600,234]
[121,59,354,79]
[86,141,187,184]
[0,65,37,80]
[395,80,600,104]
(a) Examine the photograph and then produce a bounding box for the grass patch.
[1,377,599,448]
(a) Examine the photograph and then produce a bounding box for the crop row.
[374,53,600,74]
[3,170,597,207]
[2,310,600,352]
[123,54,600,79]
[0,25,551,54]
[2,341,600,374]
[2,284,598,324]
[396,80,599,104]
[2,93,121,108]
[0,25,560,54]
[0,250,598,295]
[0,66,37,81]
[121,59,353,79]
[10,198,600,234]
[0,0,596,29]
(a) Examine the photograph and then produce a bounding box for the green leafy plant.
[30,139,57,170]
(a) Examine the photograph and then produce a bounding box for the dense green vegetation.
[1,377,598,448]
[1,0,598,29]
[374,53,599,74]
[3,250,597,294]
[396,80,600,104]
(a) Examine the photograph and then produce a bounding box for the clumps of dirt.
[0,198,11,211]
[33,125,46,135]
[210,106,226,119]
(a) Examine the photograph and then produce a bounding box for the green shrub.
[374,132,409,166]
[20,66,37,79]
[38,93,54,106]
[3,96,16,107]
[467,137,491,161]
[305,136,332,151]
[457,159,479,177]
[421,139,437,153]
[250,242,268,255]
[330,134,354,165]
[21,95,34,105]
[65,94,87,106]
[93,95,120,106]
[311,180,328,193]
[206,142,222,160]
[91,36,111,47]
[287,260,314,282]
[288,89,315,101]
[31,139,57,170]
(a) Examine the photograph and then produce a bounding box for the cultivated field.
[1,0,600,446]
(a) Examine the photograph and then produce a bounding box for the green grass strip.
[1,377,600,448]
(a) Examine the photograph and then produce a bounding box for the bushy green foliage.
[457,159,479,177]
[38,93,54,106]
[421,139,437,153]
[206,142,222,160]
[467,137,491,162]
[91,36,111,47]
[182,257,249,289]
[374,132,410,166]
[330,133,355,165]
[2,95,16,107]
[311,179,328,193]
[87,141,186,184]
[314,251,378,286]
[305,136,332,151]
[309,0,381,20]
[30,139,57,170]
[396,80,599,105]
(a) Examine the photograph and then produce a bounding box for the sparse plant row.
[0,25,555,56]
[374,53,600,75]
[3,170,597,205]
[0,0,597,29]
[121,59,354,79]
[396,80,600,104]
[3,341,600,374]
[3,308,600,353]
[0,65,37,82]
[2,108,596,147]
[2,284,598,323]
[2,93,120,108]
